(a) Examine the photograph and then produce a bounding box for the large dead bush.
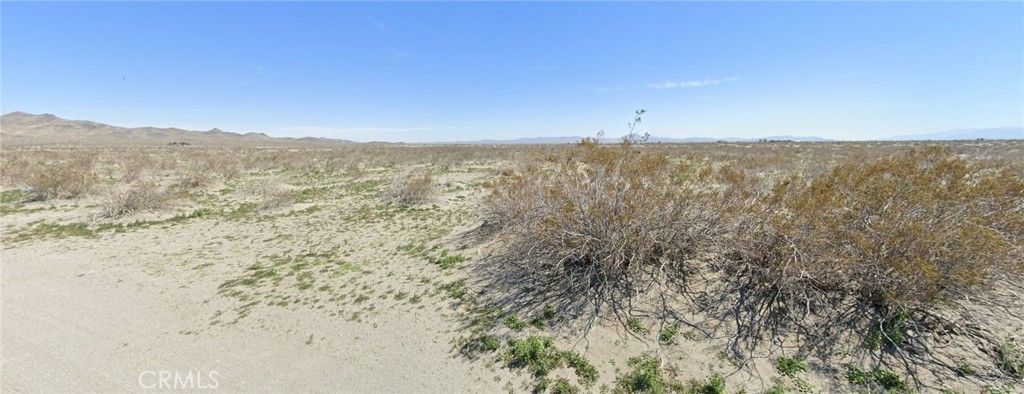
[486,138,723,312]
[726,146,1024,316]
[386,169,434,206]
[25,154,97,200]
[97,180,168,218]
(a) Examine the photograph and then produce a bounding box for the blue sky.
[3,2,1022,142]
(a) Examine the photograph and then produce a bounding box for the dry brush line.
[23,152,98,200]
[485,137,724,321]
[716,146,1024,383]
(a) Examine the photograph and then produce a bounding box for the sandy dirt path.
[1,238,501,393]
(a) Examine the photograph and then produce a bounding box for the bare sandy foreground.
[1,241,503,393]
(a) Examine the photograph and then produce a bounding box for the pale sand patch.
[1,239,510,393]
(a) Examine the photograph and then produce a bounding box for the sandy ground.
[0,169,519,393]
[2,162,1022,394]
[1,230,506,393]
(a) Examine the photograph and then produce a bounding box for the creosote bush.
[487,137,722,312]
[25,155,97,200]
[97,181,167,218]
[387,169,433,205]
[726,146,1024,317]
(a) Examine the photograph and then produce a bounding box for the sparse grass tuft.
[457,332,501,358]
[776,357,807,377]
[505,336,562,377]
[997,340,1024,379]
[659,323,680,344]
[613,355,686,394]
[505,314,528,331]
[430,250,468,270]
[685,373,726,394]
[845,365,910,393]
[503,336,599,389]
[439,279,466,299]
[627,318,650,335]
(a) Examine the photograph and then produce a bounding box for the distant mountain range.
[1,112,1020,146]
[0,112,353,146]
[885,127,1024,141]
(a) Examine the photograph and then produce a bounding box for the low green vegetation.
[429,249,468,269]
[775,357,813,393]
[627,318,650,335]
[456,332,501,358]
[614,355,680,394]
[503,336,598,390]
[438,279,466,299]
[866,308,911,350]
[846,365,911,393]
[775,357,807,377]
[659,323,680,344]
[997,340,1023,379]
[505,314,528,331]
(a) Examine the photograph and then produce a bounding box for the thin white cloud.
[363,16,387,31]
[648,77,738,89]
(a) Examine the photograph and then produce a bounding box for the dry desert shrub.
[237,177,293,211]
[97,180,167,218]
[25,153,98,200]
[725,146,1024,318]
[173,159,214,192]
[118,151,156,183]
[207,151,242,180]
[237,176,280,197]
[386,169,434,205]
[486,137,723,313]
[345,162,366,179]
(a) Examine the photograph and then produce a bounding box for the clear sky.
[2,2,1022,142]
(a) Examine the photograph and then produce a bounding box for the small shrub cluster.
[775,357,813,393]
[659,323,680,344]
[387,169,433,205]
[25,155,97,200]
[174,160,214,192]
[627,318,650,335]
[775,357,807,377]
[456,332,500,359]
[612,354,728,394]
[503,336,598,390]
[845,365,910,393]
[487,138,722,312]
[614,355,678,393]
[97,181,167,218]
[726,146,1024,318]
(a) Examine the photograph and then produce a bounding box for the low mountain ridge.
[0,112,351,146]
